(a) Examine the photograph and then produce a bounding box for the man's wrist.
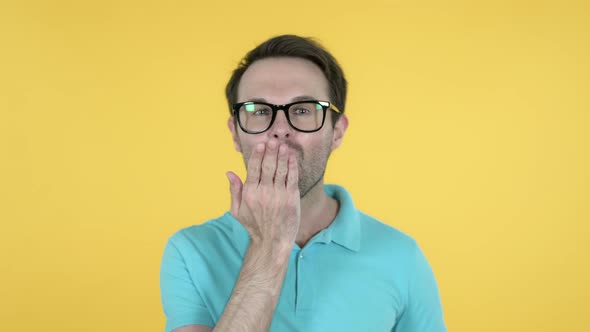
[248,240,293,268]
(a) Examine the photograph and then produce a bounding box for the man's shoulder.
[165,212,233,250]
[357,211,418,250]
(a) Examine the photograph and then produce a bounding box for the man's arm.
[213,241,291,331]
[171,242,290,332]
[210,141,298,331]
[173,326,211,332]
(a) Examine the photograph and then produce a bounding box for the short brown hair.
[225,35,347,127]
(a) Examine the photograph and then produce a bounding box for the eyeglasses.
[231,100,342,134]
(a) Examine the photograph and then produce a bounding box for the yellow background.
[1,0,588,331]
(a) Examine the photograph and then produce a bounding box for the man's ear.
[331,114,349,151]
[227,116,242,153]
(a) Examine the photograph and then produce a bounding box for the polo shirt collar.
[325,184,361,252]
[226,184,361,256]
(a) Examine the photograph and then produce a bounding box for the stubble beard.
[297,150,330,199]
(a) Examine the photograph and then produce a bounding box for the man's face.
[228,57,347,197]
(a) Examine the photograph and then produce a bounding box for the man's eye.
[292,108,310,115]
[253,109,271,115]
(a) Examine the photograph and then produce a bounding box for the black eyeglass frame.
[231,100,342,134]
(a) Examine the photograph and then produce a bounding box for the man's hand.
[226,139,300,256]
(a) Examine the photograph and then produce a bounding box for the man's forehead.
[237,57,330,103]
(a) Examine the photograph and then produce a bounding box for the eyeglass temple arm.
[330,103,342,114]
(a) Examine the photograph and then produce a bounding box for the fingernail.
[256,143,264,151]
[268,140,277,149]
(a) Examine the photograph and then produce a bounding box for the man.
[160,35,447,332]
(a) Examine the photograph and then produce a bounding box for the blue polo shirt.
[160,184,446,332]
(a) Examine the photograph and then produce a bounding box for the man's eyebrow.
[245,97,267,103]
[243,96,318,104]
[291,95,317,102]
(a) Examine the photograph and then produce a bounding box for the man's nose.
[269,110,292,138]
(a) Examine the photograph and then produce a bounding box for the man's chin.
[299,176,324,199]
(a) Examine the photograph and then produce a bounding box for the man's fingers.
[245,143,265,186]
[260,140,279,186]
[286,152,299,192]
[226,171,243,217]
[274,144,289,187]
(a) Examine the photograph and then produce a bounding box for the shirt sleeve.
[393,240,447,332]
[160,236,215,332]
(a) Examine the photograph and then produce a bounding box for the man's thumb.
[226,171,242,217]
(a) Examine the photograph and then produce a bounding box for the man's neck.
[295,181,339,249]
